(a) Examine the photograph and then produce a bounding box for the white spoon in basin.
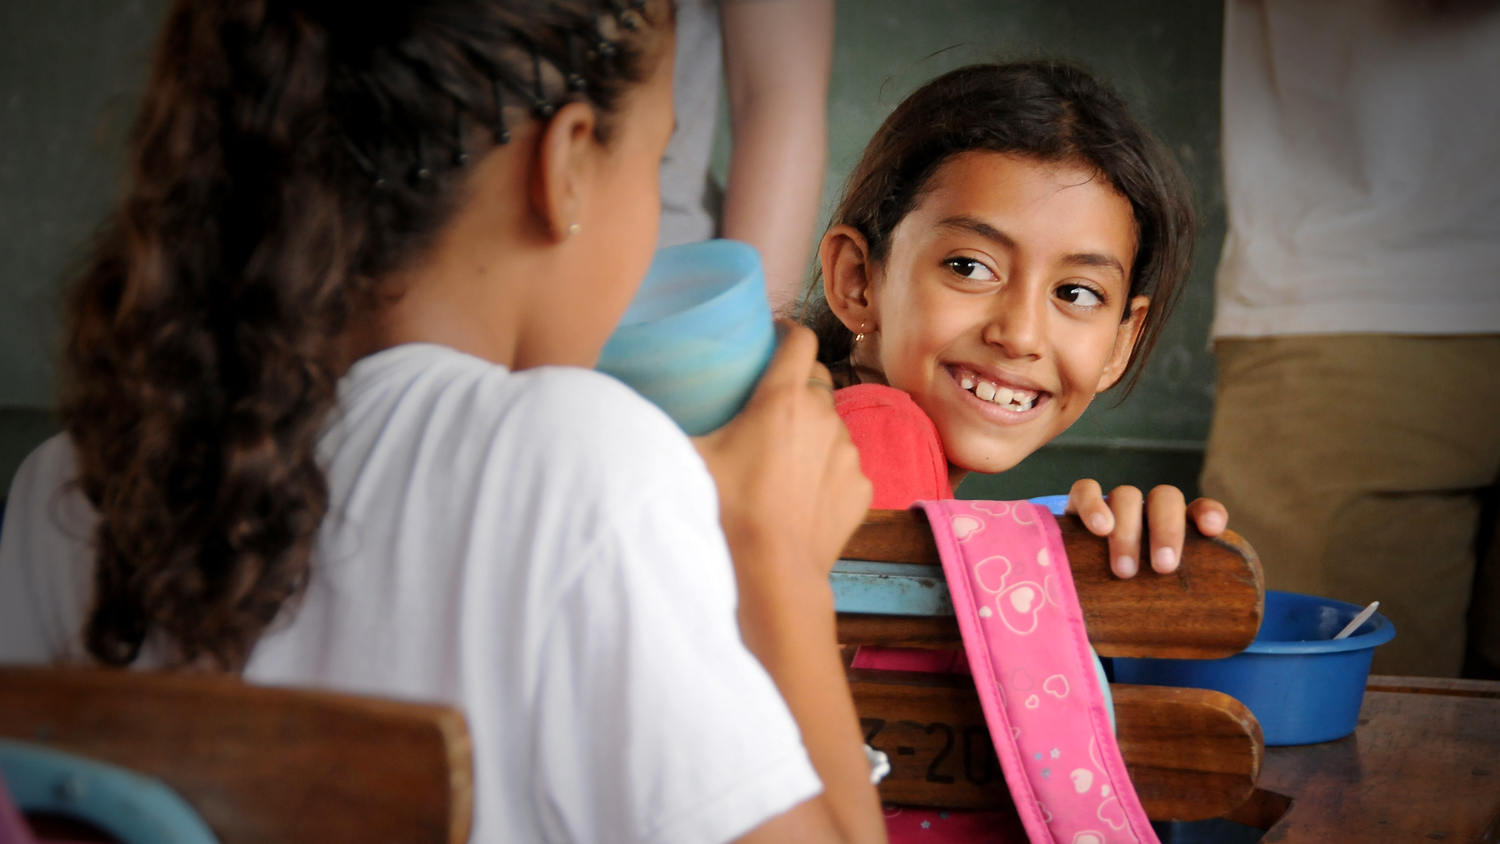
[1333,601,1380,640]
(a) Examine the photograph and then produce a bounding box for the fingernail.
[1154,546,1177,572]
[1090,514,1109,533]
[1204,512,1227,532]
[1115,556,1137,578]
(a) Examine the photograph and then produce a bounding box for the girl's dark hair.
[63,0,668,670]
[805,60,1195,393]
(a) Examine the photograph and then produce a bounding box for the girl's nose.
[981,284,1046,359]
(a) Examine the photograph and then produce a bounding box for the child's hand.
[1065,480,1228,579]
[694,322,871,585]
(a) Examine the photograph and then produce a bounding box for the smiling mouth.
[950,366,1045,412]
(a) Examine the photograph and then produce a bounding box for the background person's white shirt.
[658,0,723,248]
[0,343,821,844]
[1213,0,1500,339]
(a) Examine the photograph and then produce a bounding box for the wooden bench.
[834,509,1267,822]
[0,667,472,844]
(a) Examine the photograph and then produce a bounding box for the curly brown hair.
[803,60,1196,395]
[63,0,669,670]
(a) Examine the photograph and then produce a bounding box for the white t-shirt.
[0,343,821,844]
[1213,0,1500,338]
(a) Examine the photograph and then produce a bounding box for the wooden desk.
[1226,676,1500,842]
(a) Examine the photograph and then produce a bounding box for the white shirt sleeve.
[0,435,96,665]
[528,472,822,844]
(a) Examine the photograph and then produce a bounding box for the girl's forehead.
[922,152,1122,217]
[899,151,1137,266]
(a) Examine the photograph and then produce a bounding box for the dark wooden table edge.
[1365,673,1500,699]
[1218,675,1500,838]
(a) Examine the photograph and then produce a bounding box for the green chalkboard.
[0,0,170,408]
[0,0,171,489]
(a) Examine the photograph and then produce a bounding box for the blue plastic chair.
[0,740,218,844]
[0,667,472,844]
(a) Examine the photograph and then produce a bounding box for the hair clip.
[606,0,639,30]
[582,19,612,62]
[452,109,469,166]
[489,75,511,144]
[411,132,432,182]
[562,29,586,92]
[491,37,558,120]
[343,137,389,190]
[528,39,557,118]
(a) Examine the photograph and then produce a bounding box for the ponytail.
[65,0,668,669]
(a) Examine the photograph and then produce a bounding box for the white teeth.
[959,369,1041,410]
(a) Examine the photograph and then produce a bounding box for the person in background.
[661,0,834,314]
[1202,0,1500,678]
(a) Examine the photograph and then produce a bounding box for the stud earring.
[568,223,582,236]
[853,322,867,342]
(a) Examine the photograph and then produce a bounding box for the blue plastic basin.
[1113,590,1396,746]
[596,240,775,436]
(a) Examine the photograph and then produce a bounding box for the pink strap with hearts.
[917,499,1159,844]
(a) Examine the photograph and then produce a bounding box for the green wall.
[0,0,1225,500]
[0,0,170,490]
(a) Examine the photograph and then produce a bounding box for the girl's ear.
[529,101,600,241]
[820,224,878,332]
[1096,295,1150,392]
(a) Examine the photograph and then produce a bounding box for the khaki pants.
[1201,335,1500,677]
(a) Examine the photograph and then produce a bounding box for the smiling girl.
[804,58,1226,843]
[808,60,1227,581]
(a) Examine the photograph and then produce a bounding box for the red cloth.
[836,385,1022,842]
[837,384,964,676]
[840,386,966,677]
[835,384,952,509]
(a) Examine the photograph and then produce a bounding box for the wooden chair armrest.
[837,510,1265,659]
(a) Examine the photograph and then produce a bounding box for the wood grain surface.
[0,667,472,844]
[847,669,1262,822]
[1253,687,1500,842]
[838,510,1264,659]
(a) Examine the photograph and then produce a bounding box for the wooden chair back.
[836,510,1267,822]
[0,667,472,844]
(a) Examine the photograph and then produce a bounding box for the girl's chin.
[939,435,1036,477]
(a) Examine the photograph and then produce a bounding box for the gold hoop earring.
[854,323,868,342]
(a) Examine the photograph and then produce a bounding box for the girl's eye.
[1056,284,1104,308]
[945,258,996,281]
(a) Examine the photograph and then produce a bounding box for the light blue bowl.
[1113,590,1396,746]
[597,240,776,435]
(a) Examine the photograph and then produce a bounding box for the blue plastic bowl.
[596,240,776,436]
[1112,590,1395,746]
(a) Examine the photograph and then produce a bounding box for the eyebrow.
[935,215,1016,250]
[1061,251,1127,280]
[934,214,1126,280]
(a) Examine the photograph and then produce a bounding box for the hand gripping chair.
[833,510,1267,823]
